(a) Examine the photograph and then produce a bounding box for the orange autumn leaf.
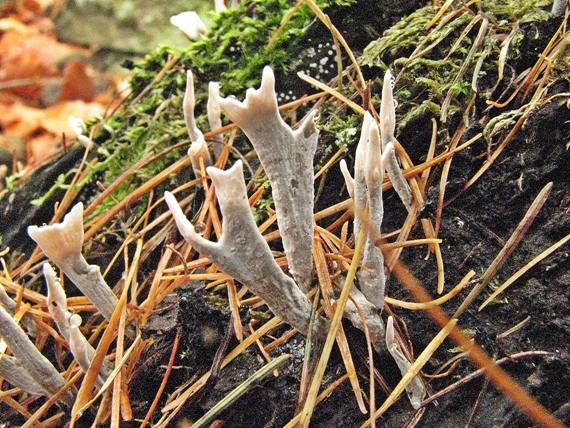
[0,31,90,103]
[57,60,96,103]
[0,100,105,165]
[0,1,128,171]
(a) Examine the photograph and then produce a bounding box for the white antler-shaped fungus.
[44,263,71,341]
[0,305,74,405]
[0,353,48,396]
[184,70,213,176]
[340,72,416,311]
[68,116,94,150]
[43,263,112,385]
[207,81,224,159]
[357,120,388,309]
[0,283,36,336]
[340,114,388,310]
[217,66,319,292]
[170,11,208,41]
[380,70,413,211]
[68,313,108,389]
[386,316,424,409]
[165,161,328,337]
[27,203,119,322]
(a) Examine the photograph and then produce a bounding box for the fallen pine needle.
[190,354,290,428]
[386,270,475,310]
[479,231,570,311]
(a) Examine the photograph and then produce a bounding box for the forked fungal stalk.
[27,203,119,323]
[165,161,329,337]
[386,316,424,409]
[217,66,319,292]
[184,70,213,176]
[0,305,74,405]
[341,71,416,311]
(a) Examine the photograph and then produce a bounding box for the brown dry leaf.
[25,129,62,165]
[0,30,90,103]
[57,60,96,103]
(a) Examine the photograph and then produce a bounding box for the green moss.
[360,0,558,144]
[15,0,563,234]
[7,0,362,227]
[64,0,356,221]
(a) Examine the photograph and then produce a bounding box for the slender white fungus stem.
[217,67,319,291]
[386,316,424,409]
[165,161,329,336]
[27,203,119,322]
[68,116,87,137]
[44,263,71,342]
[551,0,568,15]
[380,71,396,151]
[184,70,212,176]
[339,159,354,199]
[43,264,112,383]
[69,314,107,389]
[357,121,387,309]
[352,111,374,239]
[184,70,204,143]
[214,0,227,12]
[384,141,413,208]
[207,81,224,159]
[0,354,49,396]
[0,283,36,336]
[343,288,386,353]
[0,305,74,405]
[380,70,413,211]
[68,116,93,149]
